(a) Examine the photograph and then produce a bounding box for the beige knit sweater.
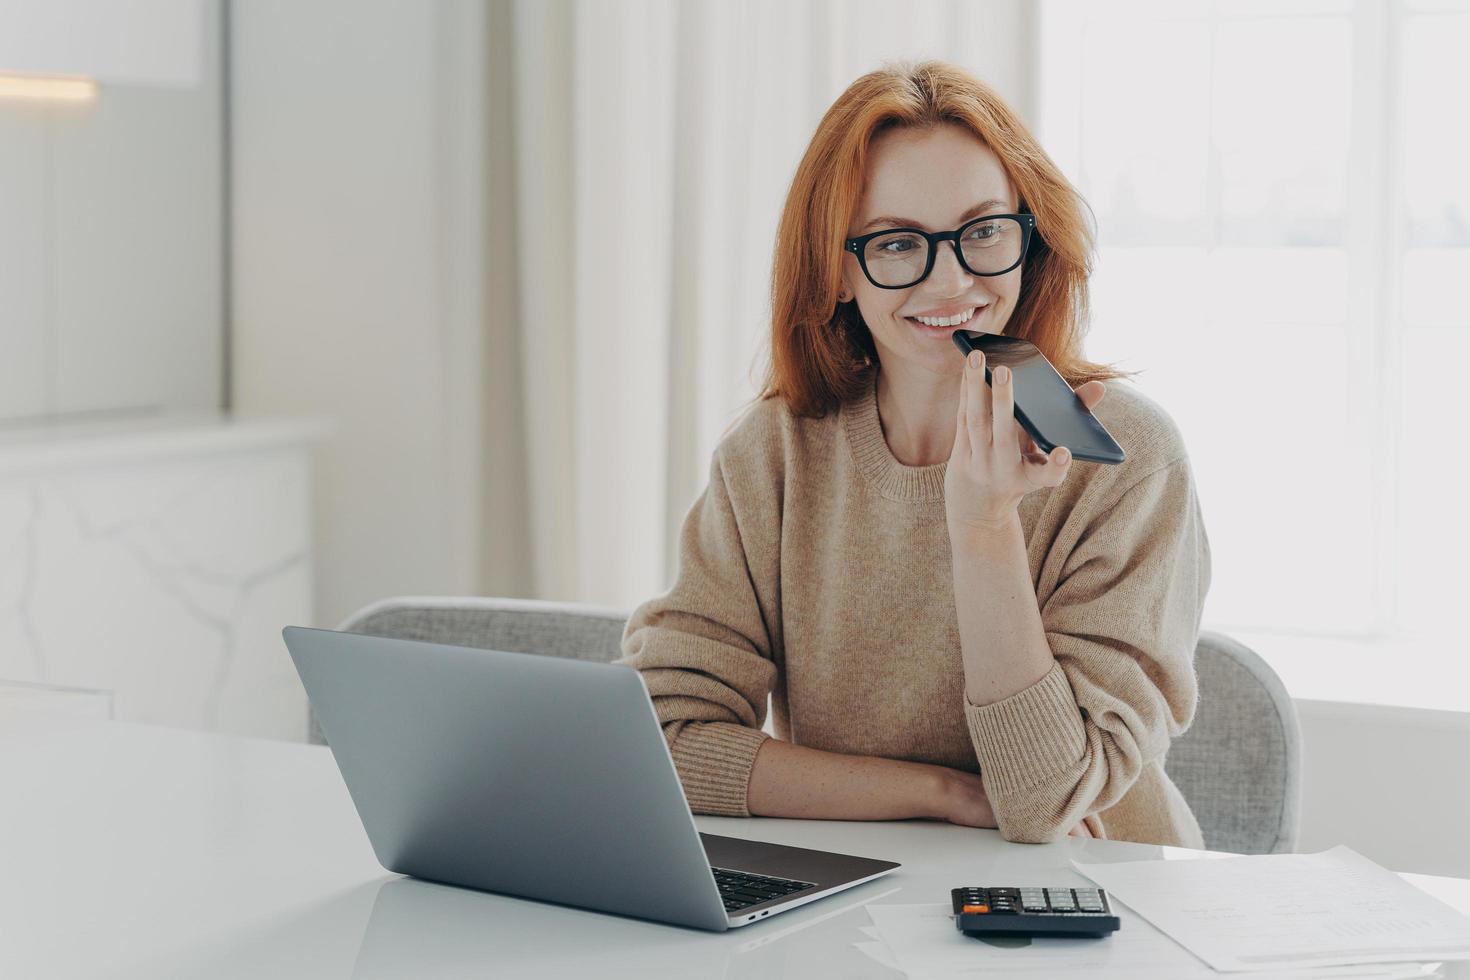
[615,362,1210,847]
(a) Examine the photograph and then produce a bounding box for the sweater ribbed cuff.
[964,662,1087,798]
[668,722,772,817]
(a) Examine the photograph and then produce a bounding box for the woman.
[614,60,1210,847]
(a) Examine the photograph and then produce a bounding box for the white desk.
[4,717,1468,980]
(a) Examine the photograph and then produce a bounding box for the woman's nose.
[928,241,975,293]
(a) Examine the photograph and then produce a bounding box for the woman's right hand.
[935,768,997,829]
[936,768,1091,837]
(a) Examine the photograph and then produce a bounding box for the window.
[1039,0,1469,707]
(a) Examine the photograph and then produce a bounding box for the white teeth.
[912,308,976,327]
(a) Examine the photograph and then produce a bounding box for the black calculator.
[951,886,1120,938]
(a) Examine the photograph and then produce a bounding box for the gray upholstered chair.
[1165,629,1301,854]
[311,598,1300,854]
[307,596,630,745]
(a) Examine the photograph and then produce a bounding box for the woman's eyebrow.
[858,198,1011,233]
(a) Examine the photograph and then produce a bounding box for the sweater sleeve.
[962,456,1210,843]
[613,445,780,818]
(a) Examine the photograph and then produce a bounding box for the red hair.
[748,59,1138,421]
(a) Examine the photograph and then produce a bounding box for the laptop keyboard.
[711,866,816,912]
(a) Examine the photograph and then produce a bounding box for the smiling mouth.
[905,307,986,329]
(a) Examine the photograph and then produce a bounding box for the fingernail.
[969,351,981,369]
[996,366,1009,383]
[1058,448,1070,462]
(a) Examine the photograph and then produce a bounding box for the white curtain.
[496,0,1035,609]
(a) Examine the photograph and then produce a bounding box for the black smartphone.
[951,330,1125,465]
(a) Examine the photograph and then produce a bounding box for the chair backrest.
[1163,629,1301,854]
[307,596,629,744]
[337,595,629,663]
[320,599,1300,853]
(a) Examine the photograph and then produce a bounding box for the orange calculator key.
[961,904,989,914]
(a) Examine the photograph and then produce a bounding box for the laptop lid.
[283,626,732,931]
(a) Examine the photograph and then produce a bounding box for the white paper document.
[853,939,901,971]
[1072,845,1470,972]
[859,902,1438,980]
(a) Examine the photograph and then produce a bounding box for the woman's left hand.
[944,349,1108,535]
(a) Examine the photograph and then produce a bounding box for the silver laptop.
[282,626,900,931]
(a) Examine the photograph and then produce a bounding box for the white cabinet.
[0,414,327,741]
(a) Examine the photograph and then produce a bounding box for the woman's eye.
[878,237,919,254]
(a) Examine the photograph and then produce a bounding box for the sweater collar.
[840,364,948,502]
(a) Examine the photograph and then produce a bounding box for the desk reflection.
[344,875,907,980]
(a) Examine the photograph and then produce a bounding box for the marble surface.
[0,414,327,740]
[2,716,1467,980]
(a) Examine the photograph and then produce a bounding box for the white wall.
[1296,700,1470,878]
[229,0,488,626]
[0,0,222,424]
[0,0,203,85]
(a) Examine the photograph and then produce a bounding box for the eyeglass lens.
[862,217,1024,288]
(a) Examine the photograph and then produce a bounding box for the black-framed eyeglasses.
[843,212,1036,290]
